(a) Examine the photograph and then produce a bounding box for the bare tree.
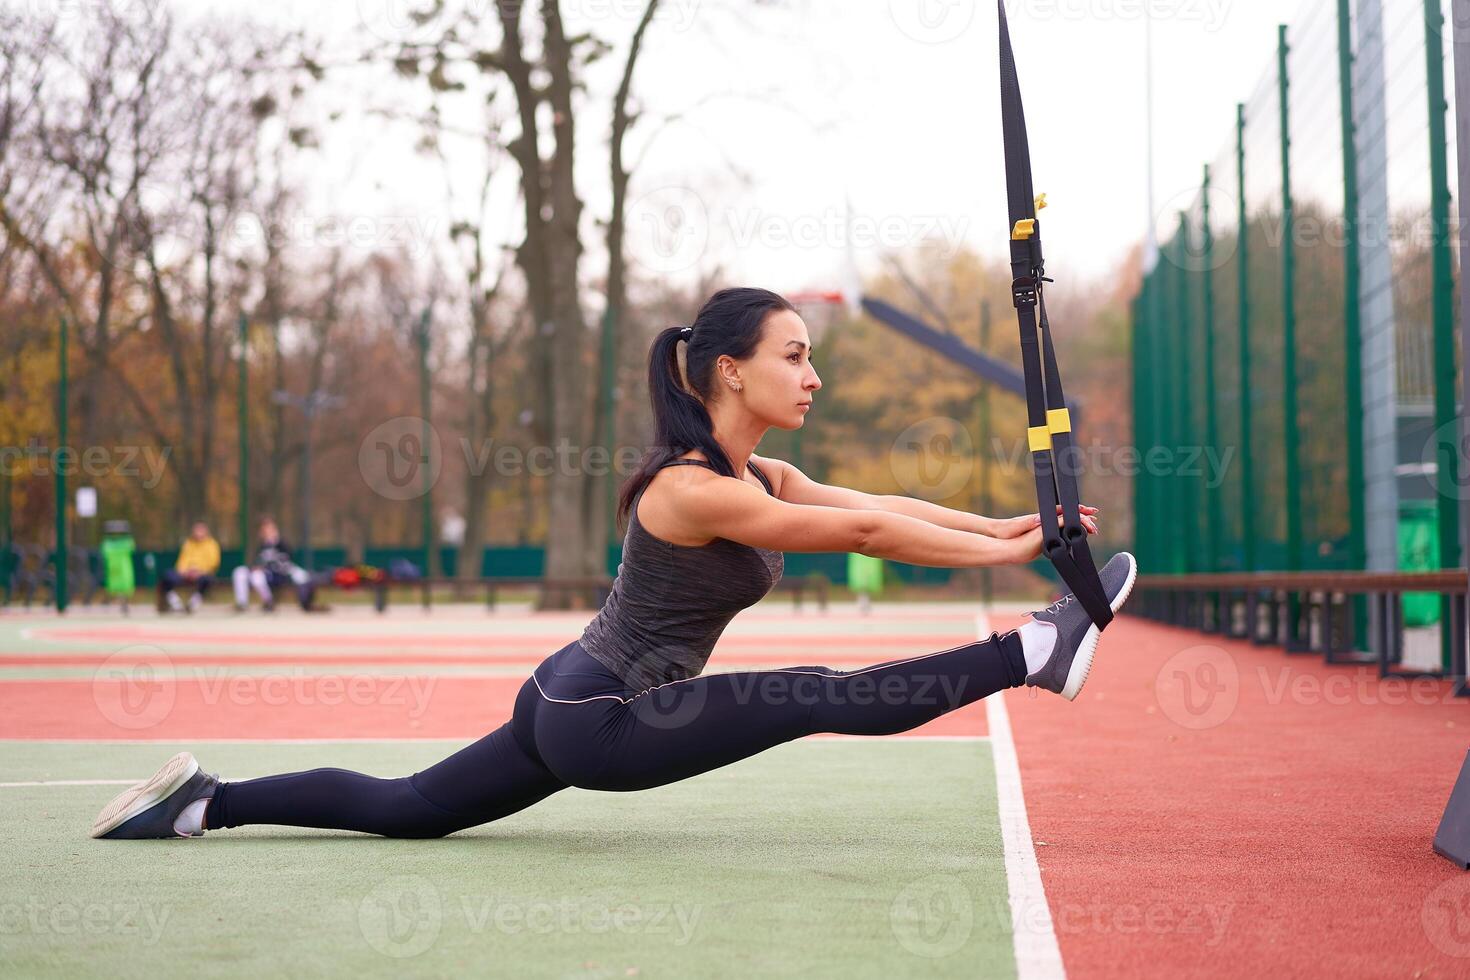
[374,0,668,604]
[586,0,662,560]
[0,3,173,454]
[1,2,321,530]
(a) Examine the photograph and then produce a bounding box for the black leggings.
[206,631,1028,838]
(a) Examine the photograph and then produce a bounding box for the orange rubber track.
[994,611,1470,977]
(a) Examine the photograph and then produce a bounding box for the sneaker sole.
[1059,553,1139,702]
[89,751,198,839]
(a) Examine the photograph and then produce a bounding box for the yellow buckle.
[1012,218,1036,241]
[1028,409,1073,453]
[1035,193,1048,211]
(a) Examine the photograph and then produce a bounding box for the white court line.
[979,610,1067,980]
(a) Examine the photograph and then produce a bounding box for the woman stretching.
[91,287,1136,841]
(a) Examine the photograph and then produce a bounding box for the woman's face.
[727,309,822,430]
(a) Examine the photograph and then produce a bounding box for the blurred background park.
[5,2,1470,974]
[0,0,1461,619]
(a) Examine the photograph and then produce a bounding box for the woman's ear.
[716,354,742,389]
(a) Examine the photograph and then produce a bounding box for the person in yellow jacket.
[160,522,221,614]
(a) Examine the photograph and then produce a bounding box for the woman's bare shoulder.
[748,452,787,496]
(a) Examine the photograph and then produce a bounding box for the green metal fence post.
[1236,103,1256,575]
[1279,25,1303,645]
[55,315,68,614]
[1337,0,1368,648]
[417,308,434,600]
[1132,292,1143,569]
[1176,211,1187,570]
[1144,277,1159,574]
[1143,281,1156,575]
[1158,261,1171,574]
[1,466,10,605]
[1157,248,1170,573]
[1424,0,1459,669]
[1202,164,1221,576]
[237,313,249,558]
[1157,255,1173,574]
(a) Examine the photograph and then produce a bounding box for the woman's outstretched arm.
[677,471,1039,569]
[752,453,1097,537]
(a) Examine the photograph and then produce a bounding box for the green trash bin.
[846,552,885,596]
[1399,500,1440,627]
[100,519,136,609]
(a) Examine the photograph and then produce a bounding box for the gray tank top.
[579,458,784,691]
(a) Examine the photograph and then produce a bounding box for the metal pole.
[1425,0,1460,672]
[1142,288,1154,574]
[237,313,249,563]
[55,315,68,613]
[1202,164,1221,574]
[1,465,10,605]
[1279,25,1304,648]
[1159,243,1174,572]
[1338,0,1369,648]
[1451,0,1470,674]
[1237,102,1255,574]
[1175,211,1193,574]
[1150,263,1167,574]
[418,309,433,598]
[1279,25,1301,572]
[300,397,314,573]
[1131,292,1143,570]
[1155,250,1169,572]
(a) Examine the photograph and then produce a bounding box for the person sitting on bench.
[160,521,220,613]
[231,518,314,612]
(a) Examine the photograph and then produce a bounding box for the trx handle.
[997,1,1113,631]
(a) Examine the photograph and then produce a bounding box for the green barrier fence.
[1133,0,1460,663]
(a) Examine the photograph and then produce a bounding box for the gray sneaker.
[91,752,219,840]
[1025,552,1138,701]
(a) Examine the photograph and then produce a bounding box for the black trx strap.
[997,1,1113,630]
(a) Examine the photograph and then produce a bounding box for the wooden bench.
[366,575,615,612]
[363,572,831,613]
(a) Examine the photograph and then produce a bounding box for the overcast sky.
[197,0,1318,297]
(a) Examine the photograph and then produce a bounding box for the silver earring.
[728,381,742,392]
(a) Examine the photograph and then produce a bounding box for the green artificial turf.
[1,739,1016,979]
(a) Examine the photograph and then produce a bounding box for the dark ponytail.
[616,286,795,529]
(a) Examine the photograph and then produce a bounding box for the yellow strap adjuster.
[1012,218,1036,240]
[1035,193,1048,211]
[1028,409,1073,453]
